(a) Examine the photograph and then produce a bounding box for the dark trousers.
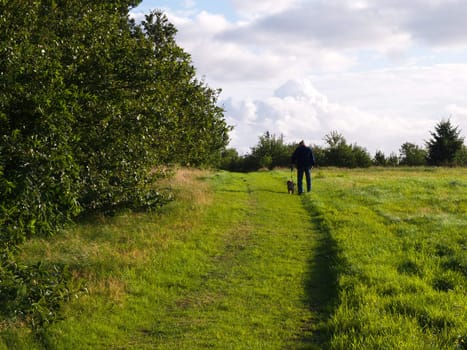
[297,167,311,194]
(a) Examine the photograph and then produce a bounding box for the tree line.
[1,1,230,328]
[220,120,466,171]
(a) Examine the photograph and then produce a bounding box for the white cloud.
[231,0,300,19]
[225,70,467,155]
[312,64,467,119]
[173,8,357,85]
[408,5,467,47]
[220,1,412,55]
[131,0,467,155]
[446,104,467,118]
[225,79,388,154]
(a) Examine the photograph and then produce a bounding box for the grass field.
[1,167,466,349]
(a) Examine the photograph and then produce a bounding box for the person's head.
[299,140,305,146]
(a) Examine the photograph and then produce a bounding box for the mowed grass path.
[7,169,329,349]
[3,167,466,349]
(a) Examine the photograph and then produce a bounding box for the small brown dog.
[287,180,295,194]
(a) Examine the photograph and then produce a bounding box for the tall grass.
[1,167,465,349]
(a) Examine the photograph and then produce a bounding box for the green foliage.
[223,121,466,171]
[141,11,231,167]
[219,148,242,171]
[1,1,230,234]
[221,130,375,171]
[350,143,372,168]
[387,152,400,166]
[373,150,387,166]
[399,142,427,166]
[250,132,292,169]
[0,0,82,242]
[426,119,464,166]
[0,249,83,330]
[220,132,294,171]
[454,144,467,166]
[321,131,372,168]
[1,0,230,330]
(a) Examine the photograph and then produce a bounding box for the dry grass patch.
[92,275,127,304]
[166,167,213,207]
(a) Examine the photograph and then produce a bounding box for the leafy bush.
[1,1,230,329]
[454,145,467,166]
[1,1,230,238]
[0,249,83,329]
[250,132,293,169]
[320,131,372,168]
[373,150,387,166]
[399,142,427,166]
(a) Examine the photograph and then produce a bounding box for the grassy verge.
[1,167,466,349]
[308,167,467,349]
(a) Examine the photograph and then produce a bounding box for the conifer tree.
[426,119,464,166]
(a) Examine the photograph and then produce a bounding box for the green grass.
[1,167,466,349]
[311,167,467,349]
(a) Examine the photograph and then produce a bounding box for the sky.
[130,0,467,155]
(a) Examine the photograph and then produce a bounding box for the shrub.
[0,1,229,329]
[0,249,83,329]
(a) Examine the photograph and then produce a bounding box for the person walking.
[291,140,316,195]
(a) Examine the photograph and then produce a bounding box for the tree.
[351,144,372,168]
[310,144,324,166]
[399,142,427,166]
[1,1,230,234]
[1,1,231,327]
[1,1,231,234]
[373,150,387,166]
[250,132,291,170]
[142,11,230,167]
[0,0,82,241]
[426,119,464,166]
[324,130,346,149]
[322,131,353,167]
[322,131,371,168]
[454,145,467,166]
[219,148,241,171]
[387,152,399,167]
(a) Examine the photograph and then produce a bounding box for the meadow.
[1,167,466,349]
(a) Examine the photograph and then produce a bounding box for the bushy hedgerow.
[0,0,230,327]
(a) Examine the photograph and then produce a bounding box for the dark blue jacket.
[291,145,315,168]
